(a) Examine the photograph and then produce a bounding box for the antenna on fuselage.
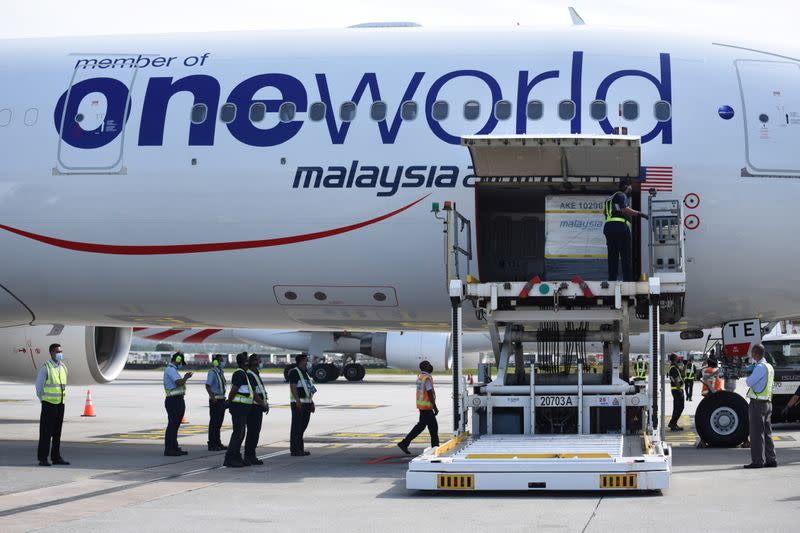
[568,7,586,25]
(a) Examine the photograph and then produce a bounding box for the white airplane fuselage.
[1,26,799,332]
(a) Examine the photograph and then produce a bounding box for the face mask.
[55,353,63,362]
[218,361,225,368]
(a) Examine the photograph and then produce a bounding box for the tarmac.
[1,370,799,533]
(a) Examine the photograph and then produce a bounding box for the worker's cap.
[236,351,249,365]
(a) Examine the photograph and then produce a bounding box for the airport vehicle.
[1,24,799,385]
[407,134,679,491]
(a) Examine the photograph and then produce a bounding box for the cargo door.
[736,60,800,176]
[55,55,140,174]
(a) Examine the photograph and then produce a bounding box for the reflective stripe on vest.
[416,373,433,410]
[247,369,267,400]
[668,364,684,390]
[746,362,774,400]
[604,192,631,229]
[701,368,721,396]
[164,363,186,397]
[42,360,67,404]
[634,361,648,379]
[289,367,314,403]
[212,368,226,399]
[232,368,254,404]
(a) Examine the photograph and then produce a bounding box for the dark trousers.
[604,223,633,281]
[749,400,776,465]
[669,389,685,428]
[164,395,186,452]
[290,403,312,454]
[226,404,250,460]
[244,407,263,458]
[684,380,693,401]
[38,402,65,461]
[400,409,440,448]
[208,399,226,447]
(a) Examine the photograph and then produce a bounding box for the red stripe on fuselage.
[182,328,223,343]
[144,328,187,341]
[0,194,430,255]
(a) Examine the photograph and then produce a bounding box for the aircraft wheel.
[326,364,340,381]
[695,390,749,447]
[312,363,332,383]
[344,363,366,382]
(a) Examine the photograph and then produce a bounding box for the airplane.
[1,22,799,386]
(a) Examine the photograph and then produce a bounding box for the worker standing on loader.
[701,356,722,397]
[667,353,685,431]
[603,178,647,282]
[397,360,440,454]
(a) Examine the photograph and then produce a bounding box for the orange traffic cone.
[181,414,188,424]
[81,389,96,417]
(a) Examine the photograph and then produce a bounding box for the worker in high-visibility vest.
[667,353,685,431]
[244,353,269,465]
[744,344,776,469]
[603,179,648,282]
[224,352,254,467]
[683,360,695,401]
[397,360,440,454]
[205,354,227,451]
[35,343,70,467]
[700,356,722,397]
[633,356,648,381]
[163,352,193,457]
[289,354,317,457]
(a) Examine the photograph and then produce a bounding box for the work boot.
[765,461,778,468]
[164,449,183,457]
[245,456,264,465]
[223,458,245,468]
[743,463,763,469]
[669,425,683,431]
[397,442,411,455]
[38,460,51,467]
[52,458,70,465]
[217,444,228,450]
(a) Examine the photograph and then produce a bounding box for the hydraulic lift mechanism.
[407,134,686,492]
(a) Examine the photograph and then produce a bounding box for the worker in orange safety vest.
[397,360,440,454]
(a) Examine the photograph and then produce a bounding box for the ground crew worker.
[205,354,227,451]
[397,360,440,454]
[683,360,695,401]
[744,344,777,468]
[781,385,800,420]
[701,356,722,397]
[224,352,253,467]
[244,354,269,465]
[633,355,648,381]
[603,178,647,282]
[667,353,685,431]
[289,354,316,456]
[163,352,193,456]
[35,343,70,466]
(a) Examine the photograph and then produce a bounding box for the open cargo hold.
[476,181,643,282]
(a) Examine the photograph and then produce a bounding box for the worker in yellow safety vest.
[683,360,695,401]
[289,354,317,457]
[667,353,685,431]
[224,352,254,467]
[163,352,193,456]
[35,343,70,467]
[633,356,648,381]
[744,344,776,469]
[603,179,648,282]
[397,360,440,454]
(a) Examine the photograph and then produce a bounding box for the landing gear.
[311,363,340,383]
[695,391,749,447]
[343,363,366,382]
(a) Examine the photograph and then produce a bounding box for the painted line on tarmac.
[0,449,291,517]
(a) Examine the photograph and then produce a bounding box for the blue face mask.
[55,353,63,362]
[218,361,226,368]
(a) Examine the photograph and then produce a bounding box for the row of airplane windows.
[189,99,673,125]
[0,108,38,127]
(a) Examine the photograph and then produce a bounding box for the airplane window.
[432,100,448,121]
[340,101,357,122]
[654,101,671,122]
[526,100,543,120]
[401,101,418,121]
[249,102,266,123]
[219,103,236,124]
[622,100,639,120]
[191,104,208,124]
[24,108,38,126]
[0,109,10,127]
[464,100,480,120]
[494,100,512,120]
[590,100,607,121]
[558,100,576,121]
[309,102,326,122]
[279,102,296,123]
[370,101,387,121]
